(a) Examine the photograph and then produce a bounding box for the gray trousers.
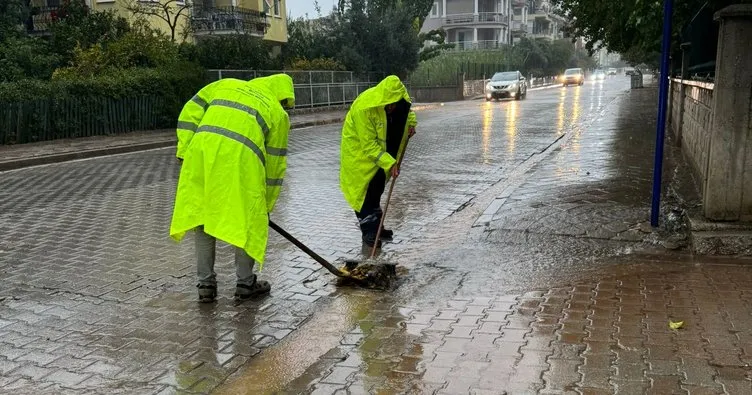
[195,226,256,287]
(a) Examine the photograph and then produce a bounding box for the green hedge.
[0,63,207,144]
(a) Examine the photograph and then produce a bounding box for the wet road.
[2,77,747,394]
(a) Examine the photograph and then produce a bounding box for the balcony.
[449,40,507,51]
[511,21,528,33]
[24,6,58,35]
[443,12,508,27]
[191,6,269,36]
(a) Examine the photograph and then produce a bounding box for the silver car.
[485,71,528,101]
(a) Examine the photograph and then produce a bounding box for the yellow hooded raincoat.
[170,74,295,267]
[340,76,417,212]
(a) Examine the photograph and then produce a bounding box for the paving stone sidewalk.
[0,110,348,171]
[3,80,724,395]
[289,257,752,395]
[210,82,752,394]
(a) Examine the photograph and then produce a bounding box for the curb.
[0,117,346,172]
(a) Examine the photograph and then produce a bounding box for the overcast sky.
[287,0,338,19]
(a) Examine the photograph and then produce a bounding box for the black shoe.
[197,284,217,303]
[363,233,383,248]
[380,228,394,240]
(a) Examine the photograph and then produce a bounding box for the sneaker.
[234,280,272,301]
[197,284,217,303]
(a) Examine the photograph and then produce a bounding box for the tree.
[122,0,190,42]
[181,35,276,70]
[282,0,422,76]
[554,0,737,67]
[48,0,131,65]
[419,29,455,62]
[0,0,28,41]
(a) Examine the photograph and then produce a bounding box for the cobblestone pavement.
[3,77,747,394]
[0,109,352,167]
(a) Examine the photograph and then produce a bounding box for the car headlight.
[509,83,518,89]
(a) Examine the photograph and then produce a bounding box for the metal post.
[650,0,674,227]
[675,42,691,147]
[218,70,223,80]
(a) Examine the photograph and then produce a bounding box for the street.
[2,77,752,394]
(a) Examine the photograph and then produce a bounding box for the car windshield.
[491,72,518,81]
[564,69,581,75]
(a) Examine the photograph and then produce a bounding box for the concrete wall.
[670,79,714,193]
[464,79,486,98]
[409,86,463,102]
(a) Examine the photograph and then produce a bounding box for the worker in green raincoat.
[170,74,295,303]
[340,75,417,248]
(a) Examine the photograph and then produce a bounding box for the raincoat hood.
[351,75,412,111]
[250,74,296,108]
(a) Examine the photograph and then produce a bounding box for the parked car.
[561,68,584,87]
[485,71,528,101]
[592,69,607,81]
[625,67,637,76]
[607,68,617,75]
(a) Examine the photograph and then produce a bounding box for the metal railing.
[293,83,375,108]
[191,6,268,36]
[206,69,385,108]
[443,12,508,25]
[25,6,57,34]
[449,40,507,51]
[206,69,384,84]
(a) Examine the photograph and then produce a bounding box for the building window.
[274,0,280,17]
[431,1,439,17]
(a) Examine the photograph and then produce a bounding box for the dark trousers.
[355,169,386,236]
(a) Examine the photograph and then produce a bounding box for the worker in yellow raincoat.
[170,74,295,303]
[340,75,417,248]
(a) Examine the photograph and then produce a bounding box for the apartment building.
[421,0,513,51]
[26,0,287,50]
[511,0,566,43]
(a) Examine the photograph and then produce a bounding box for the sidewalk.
[0,110,348,172]
[213,84,752,394]
[4,81,750,394]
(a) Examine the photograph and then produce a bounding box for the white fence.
[207,69,383,108]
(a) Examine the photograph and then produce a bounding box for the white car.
[485,71,528,101]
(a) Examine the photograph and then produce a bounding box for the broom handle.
[370,135,411,258]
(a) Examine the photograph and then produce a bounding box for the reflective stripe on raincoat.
[340,75,418,212]
[170,74,295,267]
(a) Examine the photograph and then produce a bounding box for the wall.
[447,0,474,14]
[670,79,714,193]
[464,79,486,98]
[256,0,287,44]
[409,86,463,102]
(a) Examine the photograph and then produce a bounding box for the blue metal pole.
[650,0,674,227]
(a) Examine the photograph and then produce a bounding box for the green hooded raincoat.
[169,74,295,268]
[340,76,417,212]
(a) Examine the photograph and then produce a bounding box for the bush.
[0,36,61,81]
[0,63,207,143]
